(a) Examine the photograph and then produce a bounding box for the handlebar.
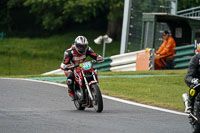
[65,64,79,69]
[92,59,104,63]
[64,60,104,70]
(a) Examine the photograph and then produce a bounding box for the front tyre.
[74,100,85,110]
[73,88,85,111]
[91,84,103,113]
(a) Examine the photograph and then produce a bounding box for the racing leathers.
[185,53,200,113]
[60,45,102,99]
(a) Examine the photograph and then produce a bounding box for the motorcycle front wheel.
[74,100,85,111]
[90,84,103,113]
[74,88,85,111]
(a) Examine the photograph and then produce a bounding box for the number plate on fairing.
[80,61,92,70]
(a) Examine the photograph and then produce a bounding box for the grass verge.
[98,70,187,111]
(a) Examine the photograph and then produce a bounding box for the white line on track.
[0,77,188,116]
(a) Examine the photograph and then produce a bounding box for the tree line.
[0,0,199,39]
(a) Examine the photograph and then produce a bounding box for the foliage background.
[1,0,200,38]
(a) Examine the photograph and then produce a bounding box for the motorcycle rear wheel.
[91,84,103,113]
[191,99,200,133]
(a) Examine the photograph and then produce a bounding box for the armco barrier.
[93,57,112,72]
[93,50,144,72]
[93,49,154,72]
[110,50,143,71]
[173,44,194,69]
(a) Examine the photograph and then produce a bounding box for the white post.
[170,0,177,15]
[120,0,132,54]
[102,40,106,58]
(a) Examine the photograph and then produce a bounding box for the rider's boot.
[67,79,75,101]
[184,90,195,114]
[185,99,193,114]
[183,93,192,114]
[68,89,75,101]
[185,106,192,114]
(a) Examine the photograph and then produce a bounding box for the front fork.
[82,71,98,101]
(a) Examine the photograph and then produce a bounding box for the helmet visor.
[76,44,88,53]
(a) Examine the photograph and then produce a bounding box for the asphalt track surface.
[0,78,191,133]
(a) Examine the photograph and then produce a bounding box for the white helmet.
[74,36,88,54]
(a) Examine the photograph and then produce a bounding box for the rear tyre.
[192,124,200,133]
[91,84,103,113]
[191,100,200,133]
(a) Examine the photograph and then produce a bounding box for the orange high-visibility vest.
[154,36,176,69]
[156,36,176,59]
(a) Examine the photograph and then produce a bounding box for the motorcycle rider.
[60,36,103,100]
[185,52,200,113]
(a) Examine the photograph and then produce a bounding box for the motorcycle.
[182,84,200,133]
[69,60,103,113]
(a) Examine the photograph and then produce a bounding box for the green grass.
[0,30,120,75]
[99,69,187,75]
[98,70,188,111]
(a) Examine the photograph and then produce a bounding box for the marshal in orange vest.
[154,31,176,70]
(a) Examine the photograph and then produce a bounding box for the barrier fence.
[42,45,195,75]
[93,49,154,72]
[173,44,194,69]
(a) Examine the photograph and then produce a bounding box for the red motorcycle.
[71,60,103,113]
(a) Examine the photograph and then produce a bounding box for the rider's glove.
[96,55,103,61]
[191,78,199,85]
[60,63,66,70]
